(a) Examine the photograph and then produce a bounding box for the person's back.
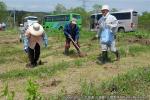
[23,22,48,68]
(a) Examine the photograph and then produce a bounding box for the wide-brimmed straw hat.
[28,23,44,36]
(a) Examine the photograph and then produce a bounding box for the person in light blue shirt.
[97,5,120,64]
[23,23,48,68]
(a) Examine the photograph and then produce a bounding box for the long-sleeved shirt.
[64,23,79,41]
[23,29,48,49]
[97,12,118,37]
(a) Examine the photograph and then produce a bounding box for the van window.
[133,11,138,16]
[112,12,131,20]
[97,14,102,20]
[27,18,38,21]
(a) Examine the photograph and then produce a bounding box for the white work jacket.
[98,12,118,36]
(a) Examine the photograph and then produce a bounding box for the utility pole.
[13,8,16,27]
[82,0,86,10]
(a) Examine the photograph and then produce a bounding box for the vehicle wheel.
[118,28,125,33]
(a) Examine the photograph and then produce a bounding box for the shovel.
[68,36,87,57]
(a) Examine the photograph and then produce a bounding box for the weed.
[0,61,69,79]
[80,79,99,96]
[0,82,15,100]
[99,67,150,96]
[26,79,44,100]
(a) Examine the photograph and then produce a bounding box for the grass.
[0,61,69,80]
[79,66,150,97]
[0,28,150,99]
[118,29,150,39]
[99,67,150,96]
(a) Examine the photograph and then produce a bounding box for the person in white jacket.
[97,5,120,64]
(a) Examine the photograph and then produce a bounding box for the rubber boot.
[105,51,109,62]
[101,51,107,64]
[114,50,120,61]
[64,48,69,56]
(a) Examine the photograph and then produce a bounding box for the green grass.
[118,29,150,39]
[80,67,150,96]
[0,28,150,99]
[0,61,69,80]
[118,44,150,57]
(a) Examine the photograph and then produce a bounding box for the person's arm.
[23,30,30,53]
[42,32,48,47]
[75,26,79,42]
[97,19,103,38]
[64,24,71,38]
[106,16,118,30]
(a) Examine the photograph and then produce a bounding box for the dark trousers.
[65,38,80,50]
[28,43,40,65]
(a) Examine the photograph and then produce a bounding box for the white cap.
[101,5,109,11]
[71,18,77,24]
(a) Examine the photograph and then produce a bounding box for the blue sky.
[1,0,150,13]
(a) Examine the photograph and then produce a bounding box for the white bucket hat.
[101,5,109,11]
[71,18,77,24]
[28,23,44,36]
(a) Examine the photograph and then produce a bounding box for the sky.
[1,0,150,13]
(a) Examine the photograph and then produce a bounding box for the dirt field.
[0,30,150,99]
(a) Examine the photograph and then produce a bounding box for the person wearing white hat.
[23,22,48,68]
[97,5,120,64]
[64,18,80,56]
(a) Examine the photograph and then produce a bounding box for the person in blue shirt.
[64,18,80,56]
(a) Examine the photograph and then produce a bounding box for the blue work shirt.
[64,23,79,41]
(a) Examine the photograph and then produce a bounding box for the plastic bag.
[100,28,114,45]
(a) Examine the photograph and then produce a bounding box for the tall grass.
[0,82,15,100]
[0,61,69,80]
[80,67,150,96]
[26,79,44,100]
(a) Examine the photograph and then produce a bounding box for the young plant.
[0,82,15,100]
[26,79,44,100]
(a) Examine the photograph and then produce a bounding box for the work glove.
[43,33,48,48]
[24,47,28,53]
[44,41,48,48]
[74,40,78,44]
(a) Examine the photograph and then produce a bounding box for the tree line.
[0,1,150,29]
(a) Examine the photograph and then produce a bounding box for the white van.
[90,10,138,32]
[19,16,38,42]
[23,16,38,29]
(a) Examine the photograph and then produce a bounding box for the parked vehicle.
[90,10,138,32]
[43,13,82,30]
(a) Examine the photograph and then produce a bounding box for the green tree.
[69,7,90,27]
[92,4,102,13]
[53,3,67,14]
[139,11,150,30]
[111,8,118,12]
[0,1,8,22]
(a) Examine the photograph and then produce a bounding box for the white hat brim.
[28,25,44,36]
[71,21,77,24]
